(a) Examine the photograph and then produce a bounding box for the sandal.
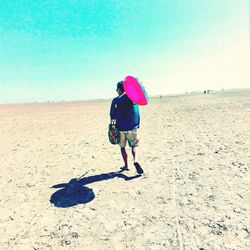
[134,162,144,174]
[120,166,130,171]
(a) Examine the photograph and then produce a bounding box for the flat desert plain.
[0,89,249,249]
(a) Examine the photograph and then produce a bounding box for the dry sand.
[0,89,249,249]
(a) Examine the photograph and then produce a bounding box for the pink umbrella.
[123,76,149,105]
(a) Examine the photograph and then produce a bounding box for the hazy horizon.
[0,0,249,103]
[1,87,249,105]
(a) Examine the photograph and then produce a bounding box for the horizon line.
[0,87,249,106]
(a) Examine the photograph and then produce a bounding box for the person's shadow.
[50,171,141,208]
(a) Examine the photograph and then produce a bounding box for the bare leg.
[131,147,138,163]
[132,147,144,174]
[120,147,129,169]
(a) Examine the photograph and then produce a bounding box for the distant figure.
[109,81,144,174]
[204,90,207,94]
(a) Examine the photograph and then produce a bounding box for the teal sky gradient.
[0,0,248,103]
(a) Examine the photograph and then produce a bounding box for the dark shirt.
[110,94,140,131]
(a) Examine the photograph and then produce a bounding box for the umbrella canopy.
[123,76,149,105]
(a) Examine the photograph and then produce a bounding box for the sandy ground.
[0,89,249,250]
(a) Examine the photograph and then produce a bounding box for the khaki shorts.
[119,129,139,148]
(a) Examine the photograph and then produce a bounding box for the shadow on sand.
[50,171,141,208]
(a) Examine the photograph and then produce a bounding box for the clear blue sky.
[0,0,248,103]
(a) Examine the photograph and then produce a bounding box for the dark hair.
[117,81,124,93]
